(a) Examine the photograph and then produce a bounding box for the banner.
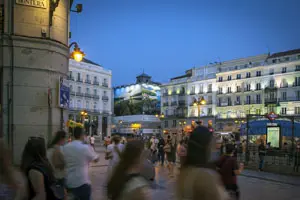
[58,76,70,109]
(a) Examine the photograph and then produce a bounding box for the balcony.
[278,97,300,102]
[70,91,75,96]
[178,91,185,96]
[85,79,91,84]
[171,101,177,106]
[172,91,177,95]
[102,95,109,101]
[85,93,92,98]
[292,82,300,87]
[207,90,212,93]
[206,100,213,105]
[189,91,195,95]
[76,78,83,82]
[102,82,108,87]
[91,109,100,113]
[76,92,84,97]
[67,76,75,81]
[93,81,100,85]
[264,98,278,105]
[176,113,186,118]
[92,94,100,99]
[163,102,169,107]
[102,110,110,115]
[244,100,262,105]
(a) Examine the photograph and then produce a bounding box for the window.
[236,96,240,104]
[208,84,212,92]
[256,109,261,115]
[104,91,107,95]
[227,87,231,93]
[104,78,107,83]
[281,107,287,115]
[285,57,290,61]
[218,77,223,82]
[199,84,204,93]
[270,80,275,88]
[218,87,223,94]
[246,95,251,104]
[296,91,300,100]
[269,69,274,75]
[164,121,169,128]
[295,107,300,114]
[86,101,90,109]
[86,88,90,94]
[256,83,261,90]
[272,59,277,63]
[86,74,90,81]
[296,65,300,71]
[69,71,73,79]
[94,102,97,110]
[236,74,241,79]
[94,76,97,81]
[295,77,300,86]
[282,67,287,73]
[94,89,97,95]
[246,84,251,91]
[236,86,241,92]
[256,94,261,103]
[256,71,261,77]
[77,86,81,93]
[191,86,195,93]
[246,72,251,78]
[281,92,287,101]
[77,100,81,108]
[227,97,231,106]
[77,73,81,81]
[172,120,177,127]
[70,85,73,92]
[208,108,212,115]
[227,75,231,81]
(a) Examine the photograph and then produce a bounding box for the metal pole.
[60,108,64,130]
[198,104,200,122]
[292,117,295,156]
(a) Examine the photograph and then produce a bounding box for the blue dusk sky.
[70,0,300,86]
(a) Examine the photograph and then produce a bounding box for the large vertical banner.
[58,76,70,109]
[267,126,280,148]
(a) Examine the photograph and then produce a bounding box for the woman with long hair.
[47,130,66,186]
[21,136,64,200]
[176,126,229,200]
[107,140,151,200]
[0,139,27,200]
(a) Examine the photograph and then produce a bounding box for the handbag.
[163,144,171,153]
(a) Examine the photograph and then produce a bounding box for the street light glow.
[69,42,85,62]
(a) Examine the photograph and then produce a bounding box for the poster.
[267,127,280,148]
[59,76,70,109]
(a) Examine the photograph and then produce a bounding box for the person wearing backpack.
[216,144,244,200]
[106,135,125,177]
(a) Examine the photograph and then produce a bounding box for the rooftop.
[82,58,101,66]
[268,48,300,59]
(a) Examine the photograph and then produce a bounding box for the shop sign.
[16,0,47,9]
[266,112,278,121]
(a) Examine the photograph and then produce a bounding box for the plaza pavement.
[90,140,300,200]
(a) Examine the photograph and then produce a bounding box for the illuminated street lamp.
[193,97,206,122]
[155,113,164,119]
[69,42,85,62]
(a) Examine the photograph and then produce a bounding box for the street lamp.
[155,113,164,119]
[69,42,85,62]
[193,97,206,122]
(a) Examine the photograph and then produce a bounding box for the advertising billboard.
[58,76,70,109]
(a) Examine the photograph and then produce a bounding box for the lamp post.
[69,42,85,62]
[193,97,206,123]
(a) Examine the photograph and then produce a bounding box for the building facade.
[68,58,113,137]
[1,0,71,162]
[161,49,300,133]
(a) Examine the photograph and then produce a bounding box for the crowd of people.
[0,125,247,200]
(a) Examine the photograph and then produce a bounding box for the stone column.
[1,0,70,163]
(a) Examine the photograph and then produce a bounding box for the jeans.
[259,155,264,170]
[68,184,91,200]
[158,151,165,165]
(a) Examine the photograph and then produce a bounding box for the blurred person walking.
[0,139,27,200]
[90,134,95,151]
[107,140,151,200]
[47,130,66,187]
[21,137,65,200]
[177,140,187,168]
[177,126,229,200]
[163,139,174,177]
[157,137,165,166]
[63,127,99,200]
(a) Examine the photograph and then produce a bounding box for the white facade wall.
[68,59,113,136]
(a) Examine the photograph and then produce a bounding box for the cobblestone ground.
[91,140,300,200]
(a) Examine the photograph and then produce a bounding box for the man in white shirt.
[63,127,99,200]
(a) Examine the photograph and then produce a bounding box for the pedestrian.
[63,127,99,200]
[177,140,187,168]
[21,136,65,200]
[258,140,266,171]
[177,126,228,200]
[163,139,174,177]
[216,143,244,200]
[0,139,27,200]
[294,142,300,172]
[107,140,151,200]
[105,135,125,178]
[158,137,165,166]
[90,134,95,151]
[47,130,67,187]
[105,136,111,149]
